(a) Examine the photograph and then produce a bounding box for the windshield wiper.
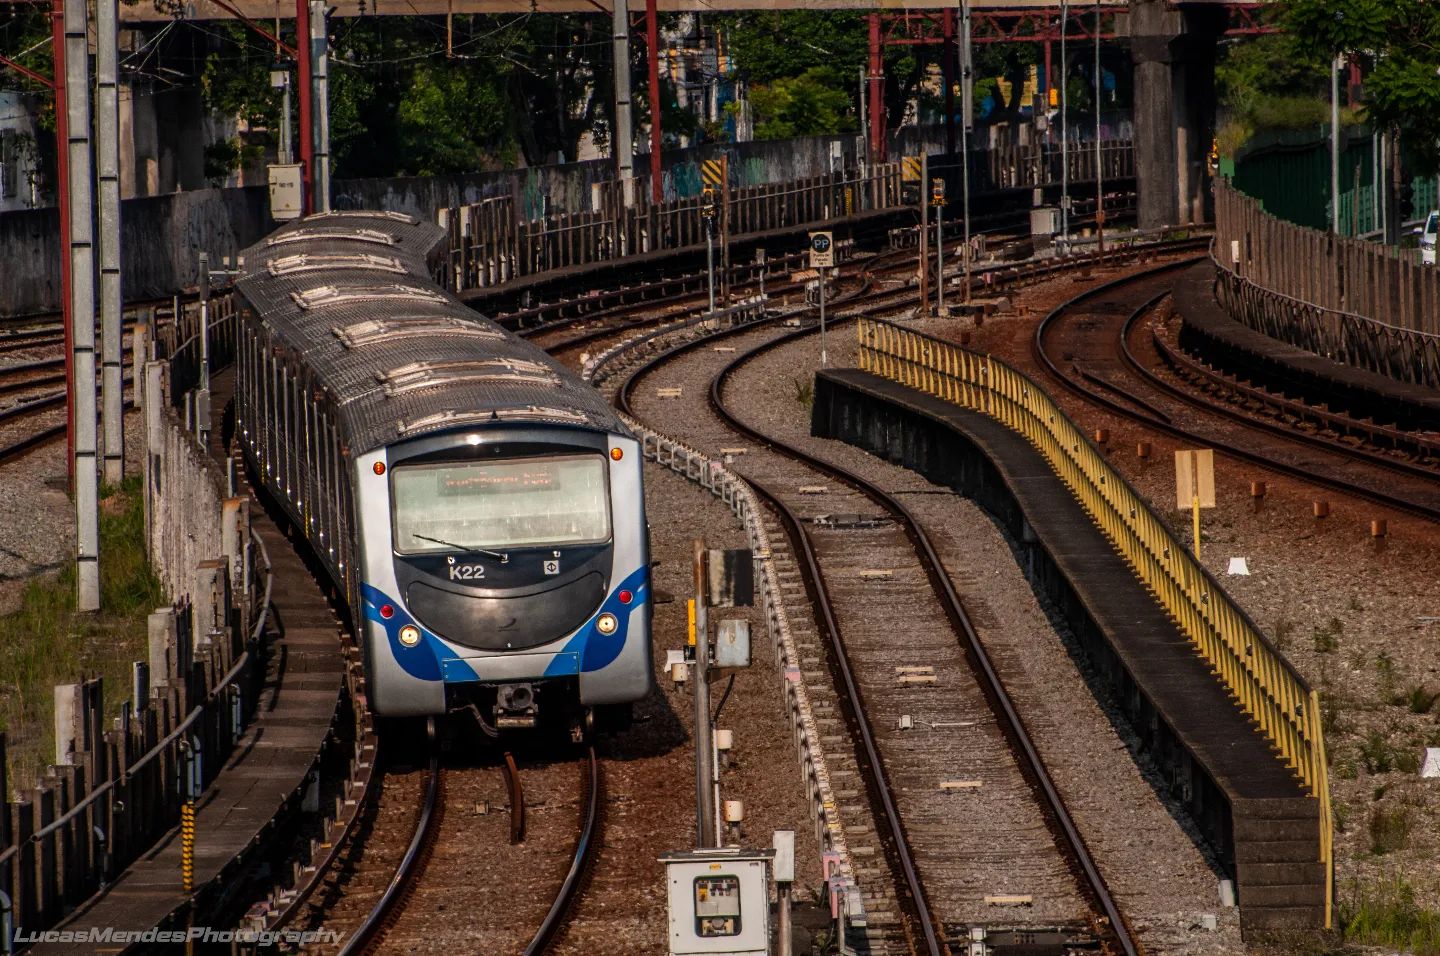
[411,533,509,563]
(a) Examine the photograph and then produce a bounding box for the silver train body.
[231,211,652,726]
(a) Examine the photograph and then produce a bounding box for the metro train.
[230,210,652,735]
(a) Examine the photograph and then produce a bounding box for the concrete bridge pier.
[1131,0,1225,228]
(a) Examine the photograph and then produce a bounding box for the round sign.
[811,233,831,252]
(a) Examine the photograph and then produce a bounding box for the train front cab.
[354,424,651,732]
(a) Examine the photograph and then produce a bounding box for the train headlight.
[596,613,618,636]
[398,625,421,647]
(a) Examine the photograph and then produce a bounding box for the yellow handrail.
[855,318,1333,927]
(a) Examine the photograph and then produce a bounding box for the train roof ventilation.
[266,227,396,248]
[291,284,448,310]
[332,317,504,349]
[378,359,561,396]
[268,252,406,277]
[303,209,418,225]
[397,405,591,435]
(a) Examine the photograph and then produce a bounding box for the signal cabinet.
[660,848,773,956]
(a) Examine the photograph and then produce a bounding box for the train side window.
[693,875,742,938]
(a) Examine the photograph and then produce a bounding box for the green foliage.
[792,377,815,410]
[1403,685,1440,714]
[749,68,854,140]
[1358,728,1420,775]
[0,478,162,788]
[1283,0,1440,173]
[1342,877,1440,953]
[395,62,514,174]
[1313,617,1343,653]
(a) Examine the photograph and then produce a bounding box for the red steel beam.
[867,12,885,164]
[296,0,313,214]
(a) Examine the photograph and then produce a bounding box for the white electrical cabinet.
[661,848,773,956]
[268,164,303,221]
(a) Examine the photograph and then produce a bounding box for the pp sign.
[809,231,834,268]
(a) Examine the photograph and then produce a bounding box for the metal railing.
[854,317,1333,927]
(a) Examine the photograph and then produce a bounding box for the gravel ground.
[938,262,1440,942]
[551,458,827,955]
[713,315,1248,955]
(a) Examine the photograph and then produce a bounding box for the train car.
[230,210,652,735]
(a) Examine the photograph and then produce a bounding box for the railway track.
[597,267,1155,954]
[1033,261,1440,523]
[273,732,600,956]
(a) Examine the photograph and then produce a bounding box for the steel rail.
[706,327,1138,956]
[337,718,443,956]
[1032,261,1440,523]
[524,744,600,956]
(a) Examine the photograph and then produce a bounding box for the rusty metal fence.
[1213,179,1440,388]
[438,165,904,292]
[854,316,1333,927]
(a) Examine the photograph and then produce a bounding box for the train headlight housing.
[398,625,421,647]
[596,612,618,636]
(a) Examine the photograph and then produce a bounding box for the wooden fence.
[0,327,266,944]
[1213,180,1440,388]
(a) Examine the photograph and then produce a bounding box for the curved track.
[1033,261,1440,522]
[610,289,1143,955]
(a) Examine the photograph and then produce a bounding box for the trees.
[748,68,853,139]
[1284,0,1440,173]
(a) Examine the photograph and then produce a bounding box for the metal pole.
[1094,0,1104,253]
[97,0,122,486]
[777,883,792,956]
[279,71,292,165]
[941,10,955,156]
[819,268,827,366]
[296,0,312,213]
[919,151,928,313]
[646,0,661,205]
[64,0,99,612]
[960,0,972,303]
[310,1,329,212]
[1330,53,1341,234]
[705,229,716,313]
[692,540,716,848]
[867,14,885,165]
[935,199,944,315]
[612,0,635,206]
[858,66,868,176]
[1059,0,1069,244]
[52,0,73,484]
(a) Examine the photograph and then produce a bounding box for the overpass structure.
[91,0,1246,232]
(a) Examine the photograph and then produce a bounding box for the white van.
[1418,211,1438,265]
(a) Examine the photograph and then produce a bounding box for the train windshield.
[391,454,611,552]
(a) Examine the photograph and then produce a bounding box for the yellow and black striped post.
[181,800,195,893]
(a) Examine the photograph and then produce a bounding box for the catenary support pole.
[296,0,312,213]
[941,10,955,156]
[1060,0,1069,244]
[97,0,123,484]
[51,0,73,483]
[1330,53,1341,234]
[918,151,929,313]
[612,0,635,206]
[867,14,885,165]
[310,1,330,212]
[64,0,99,612]
[646,0,661,204]
[960,0,973,303]
[1094,0,1104,253]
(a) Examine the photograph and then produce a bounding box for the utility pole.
[64,0,100,611]
[960,0,973,303]
[1330,53,1341,234]
[1059,0,1069,244]
[96,0,123,485]
[49,0,73,482]
[1093,0,1104,253]
[692,540,716,848]
[310,1,330,212]
[646,0,661,204]
[867,14,885,165]
[612,0,635,207]
[701,187,717,312]
[296,0,313,213]
[941,10,956,156]
[274,66,293,164]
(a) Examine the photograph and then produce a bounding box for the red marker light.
[380,604,394,619]
[373,462,386,476]
[618,589,633,604]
